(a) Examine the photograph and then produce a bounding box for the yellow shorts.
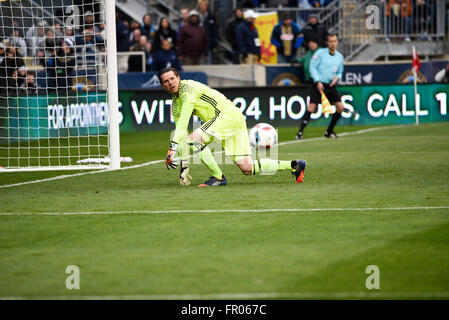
[199,106,252,162]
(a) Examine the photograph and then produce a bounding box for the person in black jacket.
[151,39,182,72]
[197,0,219,64]
[0,46,25,94]
[225,8,244,64]
[302,14,328,50]
[141,13,156,42]
[116,12,131,52]
[55,40,76,89]
[153,17,178,53]
[236,9,261,64]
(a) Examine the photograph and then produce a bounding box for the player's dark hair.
[158,67,180,83]
[327,33,338,40]
[281,12,292,21]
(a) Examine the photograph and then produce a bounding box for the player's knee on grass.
[236,157,253,175]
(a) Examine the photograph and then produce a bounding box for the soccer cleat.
[295,132,303,140]
[291,160,306,183]
[198,175,227,187]
[324,130,338,138]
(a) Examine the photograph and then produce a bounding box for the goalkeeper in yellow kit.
[159,68,306,187]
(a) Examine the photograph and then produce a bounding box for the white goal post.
[0,0,120,172]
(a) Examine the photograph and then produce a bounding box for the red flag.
[412,46,421,75]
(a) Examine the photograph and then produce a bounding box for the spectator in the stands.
[144,41,153,71]
[302,14,328,49]
[178,8,190,32]
[116,12,131,52]
[16,66,26,89]
[129,20,142,32]
[128,35,150,72]
[64,26,76,49]
[151,39,182,72]
[82,11,94,33]
[55,40,76,89]
[24,21,42,51]
[225,8,245,64]
[153,17,178,53]
[197,0,219,64]
[386,0,412,41]
[19,71,37,95]
[0,46,26,91]
[295,38,320,83]
[271,12,303,63]
[74,28,104,66]
[141,13,156,42]
[38,28,58,68]
[178,9,208,65]
[197,0,207,24]
[236,9,261,64]
[83,10,102,34]
[8,26,27,57]
[26,20,47,59]
[412,0,433,38]
[52,22,64,38]
[144,41,154,70]
[128,28,142,50]
[309,0,333,7]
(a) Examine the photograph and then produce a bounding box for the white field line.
[0,159,164,189]
[0,206,448,216]
[2,291,449,300]
[277,125,405,147]
[0,125,404,190]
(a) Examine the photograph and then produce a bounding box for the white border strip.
[0,206,448,216]
[0,125,404,189]
[2,291,449,300]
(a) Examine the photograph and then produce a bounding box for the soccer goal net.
[0,0,120,172]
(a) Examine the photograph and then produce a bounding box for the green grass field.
[1,123,448,299]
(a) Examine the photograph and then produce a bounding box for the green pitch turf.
[0,123,448,299]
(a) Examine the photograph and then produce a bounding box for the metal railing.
[331,0,446,60]
[250,0,446,61]
[117,51,146,74]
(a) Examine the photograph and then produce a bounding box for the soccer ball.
[249,123,278,149]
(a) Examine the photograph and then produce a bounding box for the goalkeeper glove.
[179,160,192,186]
[165,141,179,170]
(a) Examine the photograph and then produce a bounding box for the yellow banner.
[255,11,278,64]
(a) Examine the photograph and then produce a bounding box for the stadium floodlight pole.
[105,0,121,170]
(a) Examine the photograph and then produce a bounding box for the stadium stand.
[0,0,447,88]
